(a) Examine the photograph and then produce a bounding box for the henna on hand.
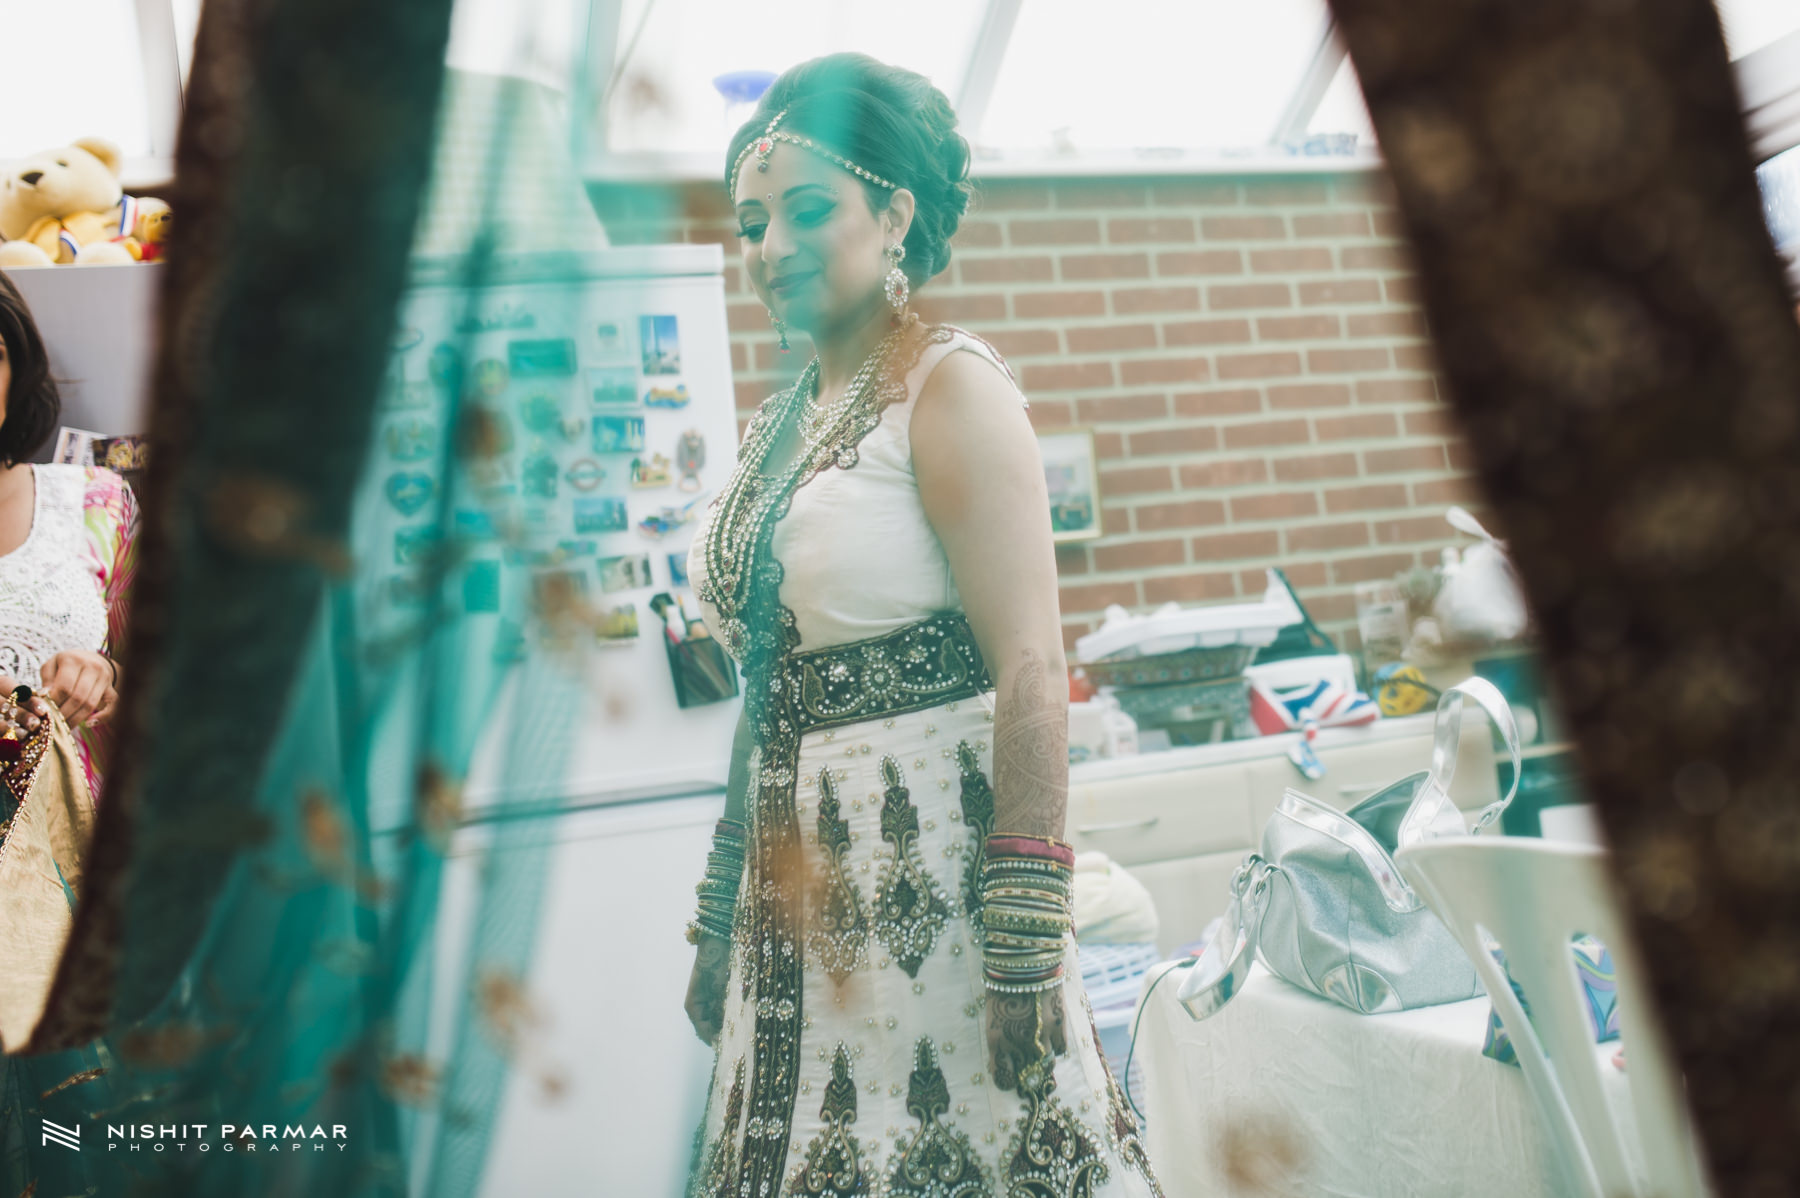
[986,988,1068,1092]
[684,932,731,1046]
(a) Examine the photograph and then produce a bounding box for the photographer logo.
[42,1120,81,1151]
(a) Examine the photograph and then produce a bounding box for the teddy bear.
[0,138,140,267]
[125,196,172,261]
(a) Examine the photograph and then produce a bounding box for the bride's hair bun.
[727,53,974,287]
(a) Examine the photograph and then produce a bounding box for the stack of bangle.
[685,818,747,945]
[980,834,1075,994]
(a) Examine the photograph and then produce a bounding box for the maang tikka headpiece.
[728,109,900,198]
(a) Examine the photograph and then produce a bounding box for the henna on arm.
[991,647,1069,841]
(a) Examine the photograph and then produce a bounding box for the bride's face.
[733,143,909,338]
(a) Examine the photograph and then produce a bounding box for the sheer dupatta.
[1,1,607,1196]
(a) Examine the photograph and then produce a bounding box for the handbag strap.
[1398,677,1522,847]
[1175,855,1272,1021]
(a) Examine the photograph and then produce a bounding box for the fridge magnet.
[384,471,435,517]
[454,509,498,540]
[508,338,577,378]
[462,559,501,613]
[384,419,436,462]
[574,495,630,534]
[593,415,647,454]
[565,458,607,491]
[596,603,640,644]
[644,383,691,410]
[630,453,673,489]
[588,366,638,406]
[522,451,559,500]
[675,430,706,492]
[428,342,463,389]
[598,553,654,592]
[517,393,564,435]
[558,538,598,560]
[667,552,690,587]
[467,456,516,496]
[639,314,681,375]
[1037,428,1104,544]
[456,303,535,333]
[472,358,510,398]
[383,573,430,609]
[637,498,702,539]
[395,526,440,566]
[594,319,632,362]
[381,381,433,412]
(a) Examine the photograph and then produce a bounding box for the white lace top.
[0,464,127,682]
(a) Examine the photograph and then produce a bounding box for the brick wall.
[590,172,1482,656]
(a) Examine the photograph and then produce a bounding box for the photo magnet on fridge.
[639,314,681,375]
[384,419,436,462]
[598,553,653,593]
[593,319,633,363]
[395,526,440,566]
[508,338,578,378]
[668,552,690,587]
[518,393,564,434]
[588,366,639,406]
[575,495,630,534]
[593,415,646,454]
[596,602,640,643]
[523,451,559,500]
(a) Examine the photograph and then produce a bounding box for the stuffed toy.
[119,196,172,261]
[0,138,140,267]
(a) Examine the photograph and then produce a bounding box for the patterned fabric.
[685,326,1162,1197]
[1481,935,1620,1066]
[0,465,139,800]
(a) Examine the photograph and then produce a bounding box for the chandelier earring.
[769,307,791,353]
[883,242,910,316]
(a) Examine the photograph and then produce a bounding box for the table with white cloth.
[1135,960,1634,1197]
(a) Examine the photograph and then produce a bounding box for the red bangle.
[986,834,1075,866]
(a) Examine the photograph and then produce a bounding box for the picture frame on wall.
[1037,428,1103,543]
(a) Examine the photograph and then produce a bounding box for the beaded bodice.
[691,321,955,687]
[0,465,109,682]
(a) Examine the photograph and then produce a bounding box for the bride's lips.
[769,271,817,297]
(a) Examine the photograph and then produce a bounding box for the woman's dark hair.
[0,271,60,466]
[726,53,974,288]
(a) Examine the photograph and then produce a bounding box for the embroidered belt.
[771,612,992,737]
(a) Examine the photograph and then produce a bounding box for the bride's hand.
[986,987,1068,1092]
[684,932,731,1047]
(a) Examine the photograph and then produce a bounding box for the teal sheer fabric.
[1,1,618,1195]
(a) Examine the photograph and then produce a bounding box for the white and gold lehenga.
[686,323,1164,1198]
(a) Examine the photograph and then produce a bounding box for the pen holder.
[650,591,739,708]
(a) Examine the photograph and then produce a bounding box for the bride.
[681,51,1164,1198]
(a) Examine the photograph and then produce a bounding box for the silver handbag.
[1177,678,1521,1018]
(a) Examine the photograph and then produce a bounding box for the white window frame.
[582,0,1384,183]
